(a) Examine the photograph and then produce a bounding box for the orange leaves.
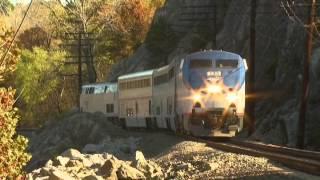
[0,87,15,111]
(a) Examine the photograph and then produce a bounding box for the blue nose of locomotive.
[182,51,246,90]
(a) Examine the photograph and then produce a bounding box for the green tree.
[16,47,67,127]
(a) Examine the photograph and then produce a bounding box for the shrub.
[0,87,31,178]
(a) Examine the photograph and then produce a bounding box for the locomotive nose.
[207,84,221,94]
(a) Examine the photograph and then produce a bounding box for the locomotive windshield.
[216,59,238,68]
[184,57,243,89]
[189,59,212,69]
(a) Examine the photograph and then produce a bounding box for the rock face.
[27,149,163,180]
[108,0,320,148]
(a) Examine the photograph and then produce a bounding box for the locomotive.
[80,50,247,137]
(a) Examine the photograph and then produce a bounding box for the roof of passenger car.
[118,69,154,80]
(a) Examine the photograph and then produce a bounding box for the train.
[80,50,247,137]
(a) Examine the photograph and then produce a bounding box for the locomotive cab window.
[190,59,212,69]
[216,59,238,68]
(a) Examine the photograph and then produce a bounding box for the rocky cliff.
[108,0,320,149]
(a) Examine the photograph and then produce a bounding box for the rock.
[103,153,113,160]
[27,112,127,171]
[34,176,50,180]
[26,174,34,180]
[61,149,83,160]
[65,159,83,167]
[39,167,51,176]
[81,158,94,168]
[135,151,146,163]
[116,164,146,180]
[45,160,53,168]
[132,151,163,179]
[49,169,75,180]
[176,163,193,171]
[99,156,121,178]
[82,175,104,180]
[53,156,70,167]
[86,154,106,167]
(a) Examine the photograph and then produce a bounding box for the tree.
[94,0,164,80]
[15,47,67,127]
[18,26,51,50]
[0,10,31,178]
[45,0,165,81]
[0,88,31,178]
[0,28,19,84]
[0,0,13,15]
[54,0,106,83]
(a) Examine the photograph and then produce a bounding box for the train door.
[160,100,163,127]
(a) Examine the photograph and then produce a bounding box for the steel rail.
[185,136,320,176]
[229,140,320,161]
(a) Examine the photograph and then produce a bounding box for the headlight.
[226,93,238,103]
[193,94,201,102]
[207,85,222,94]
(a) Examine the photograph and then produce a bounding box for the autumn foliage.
[0,13,31,177]
[0,88,31,178]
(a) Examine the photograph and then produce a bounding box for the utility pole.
[247,0,257,136]
[297,0,316,149]
[78,32,82,109]
[63,32,94,111]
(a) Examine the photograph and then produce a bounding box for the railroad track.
[186,136,320,176]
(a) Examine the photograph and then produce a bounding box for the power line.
[0,0,33,66]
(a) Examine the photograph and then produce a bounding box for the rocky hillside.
[108,0,320,148]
